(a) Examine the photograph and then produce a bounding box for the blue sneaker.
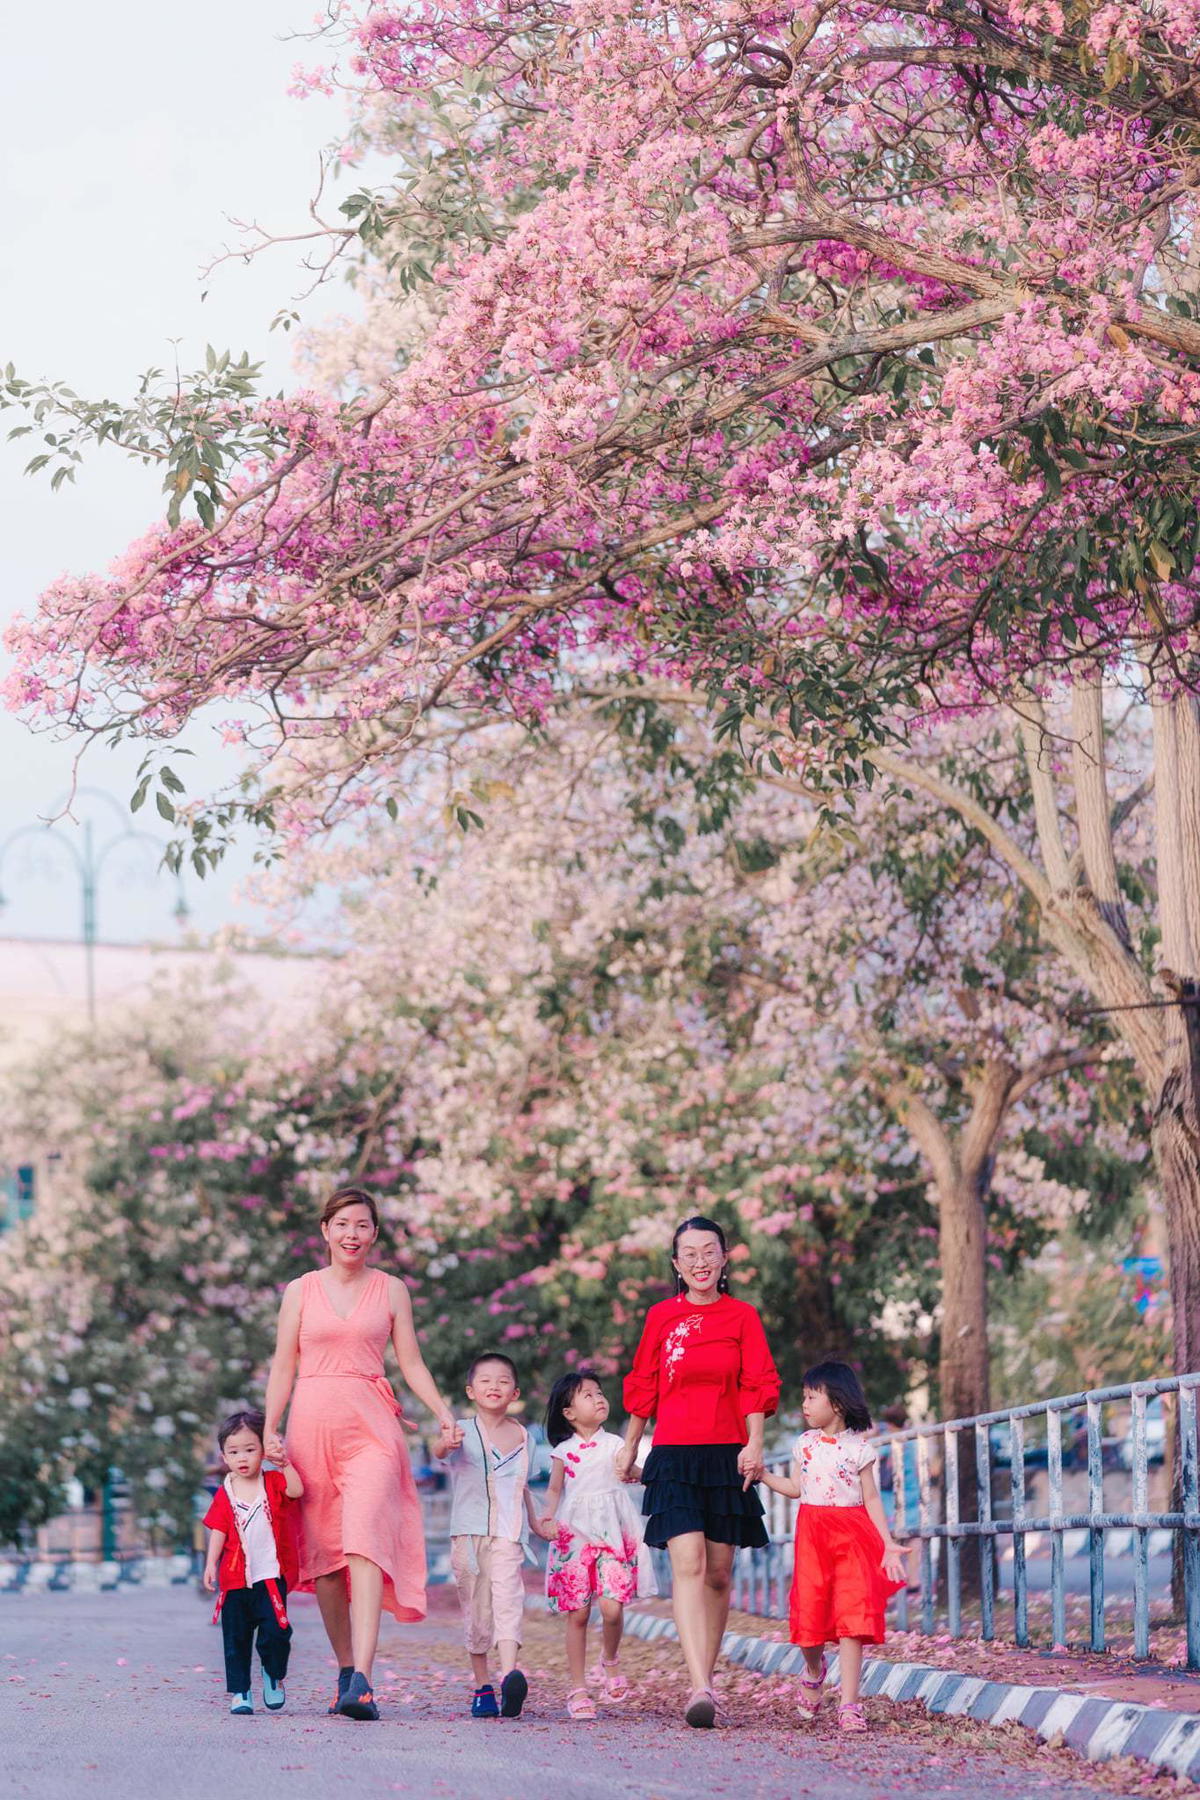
[262,1672,286,1711]
[230,1691,254,1715]
[337,1671,379,1721]
[471,1684,500,1719]
[327,1665,354,1716]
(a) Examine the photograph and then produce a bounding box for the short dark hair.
[217,1408,266,1451]
[466,1351,520,1387]
[545,1369,604,1447]
[802,1360,872,1433]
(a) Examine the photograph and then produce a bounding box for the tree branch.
[1069,673,1130,944]
[1013,696,1071,891]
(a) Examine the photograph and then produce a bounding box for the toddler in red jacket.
[203,1408,303,1715]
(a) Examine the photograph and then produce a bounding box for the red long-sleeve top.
[622,1294,781,1446]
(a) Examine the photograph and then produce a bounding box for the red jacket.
[623,1293,780,1446]
[203,1470,299,1594]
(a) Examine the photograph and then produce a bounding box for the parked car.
[988,1423,1049,1469]
[524,1420,555,1485]
[1117,1397,1166,1470]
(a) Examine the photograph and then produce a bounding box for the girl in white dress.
[538,1370,656,1720]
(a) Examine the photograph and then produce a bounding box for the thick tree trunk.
[937,1167,991,1424]
[1151,688,1200,1377]
[937,1162,991,1602]
[1153,1028,1200,1377]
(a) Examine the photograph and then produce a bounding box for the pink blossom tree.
[4,0,1199,1378]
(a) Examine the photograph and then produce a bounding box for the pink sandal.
[796,1653,827,1722]
[838,1701,867,1734]
[567,1687,597,1721]
[590,1656,631,1702]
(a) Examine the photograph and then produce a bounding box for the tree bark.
[936,1162,991,1422]
[1153,1090,1200,1377]
[1150,689,1200,1380]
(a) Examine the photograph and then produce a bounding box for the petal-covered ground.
[6,1583,1182,1800]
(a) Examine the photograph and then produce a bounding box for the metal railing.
[730,1374,1200,1669]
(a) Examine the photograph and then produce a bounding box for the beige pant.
[450,1535,526,1653]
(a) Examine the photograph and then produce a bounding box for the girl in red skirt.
[761,1360,905,1734]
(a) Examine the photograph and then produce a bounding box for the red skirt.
[788,1504,904,1647]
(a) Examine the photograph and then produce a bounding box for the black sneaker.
[500,1668,528,1718]
[337,1671,380,1721]
[327,1665,354,1716]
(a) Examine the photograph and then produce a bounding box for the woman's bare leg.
[315,1570,353,1668]
[346,1554,383,1680]
[667,1532,712,1693]
[700,1540,734,1686]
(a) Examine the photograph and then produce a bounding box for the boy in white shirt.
[432,1353,545,1719]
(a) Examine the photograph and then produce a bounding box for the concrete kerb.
[0,1555,194,1593]
[625,1607,1200,1782]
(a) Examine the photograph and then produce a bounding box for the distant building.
[0,935,331,1230]
[1,1161,34,1231]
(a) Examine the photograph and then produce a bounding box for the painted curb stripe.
[625,1608,1200,1780]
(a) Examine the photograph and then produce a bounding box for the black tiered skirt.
[641,1442,769,1549]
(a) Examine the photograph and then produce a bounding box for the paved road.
[1,1588,1113,1800]
[999,1552,1171,1595]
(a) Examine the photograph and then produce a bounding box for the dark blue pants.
[220,1578,291,1694]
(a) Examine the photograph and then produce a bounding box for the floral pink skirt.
[546,1525,640,1614]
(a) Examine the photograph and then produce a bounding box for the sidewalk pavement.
[626,1601,1200,1782]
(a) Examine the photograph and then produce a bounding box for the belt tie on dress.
[296,1370,417,1429]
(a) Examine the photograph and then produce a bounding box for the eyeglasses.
[677,1254,722,1268]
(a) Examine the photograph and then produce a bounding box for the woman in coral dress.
[264,1187,460,1721]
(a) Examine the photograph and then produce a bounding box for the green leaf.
[155,792,176,822]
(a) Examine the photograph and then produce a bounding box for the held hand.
[881,1543,907,1583]
[614,1444,638,1484]
[438,1415,464,1449]
[536,1515,558,1540]
[737,1444,764,1490]
[265,1431,287,1465]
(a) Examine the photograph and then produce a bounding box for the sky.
[0,2,353,945]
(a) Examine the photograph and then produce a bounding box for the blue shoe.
[337,1671,380,1721]
[471,1684,500,1719]
[230,1691,254,1715]
[327,1665,354,1715]
[500,1669,528,1718]
[262,1672,286,1711]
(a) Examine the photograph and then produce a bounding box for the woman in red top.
[616,1215,780,1727]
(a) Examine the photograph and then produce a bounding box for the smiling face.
[221,1426,265,1481]
[466,1358,520,1417]
[563,1377,609,1436]
[321,1200,378,1269]
[672,1226,727,1299]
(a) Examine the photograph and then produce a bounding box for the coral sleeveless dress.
[287,1268,425,1621]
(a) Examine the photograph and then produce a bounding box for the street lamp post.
[0,788,188,1024]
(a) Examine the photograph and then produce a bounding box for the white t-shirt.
[792,1430,877,1506]
[226,1476,280,1584]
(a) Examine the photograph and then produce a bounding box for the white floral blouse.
[792,1429,878,1506]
